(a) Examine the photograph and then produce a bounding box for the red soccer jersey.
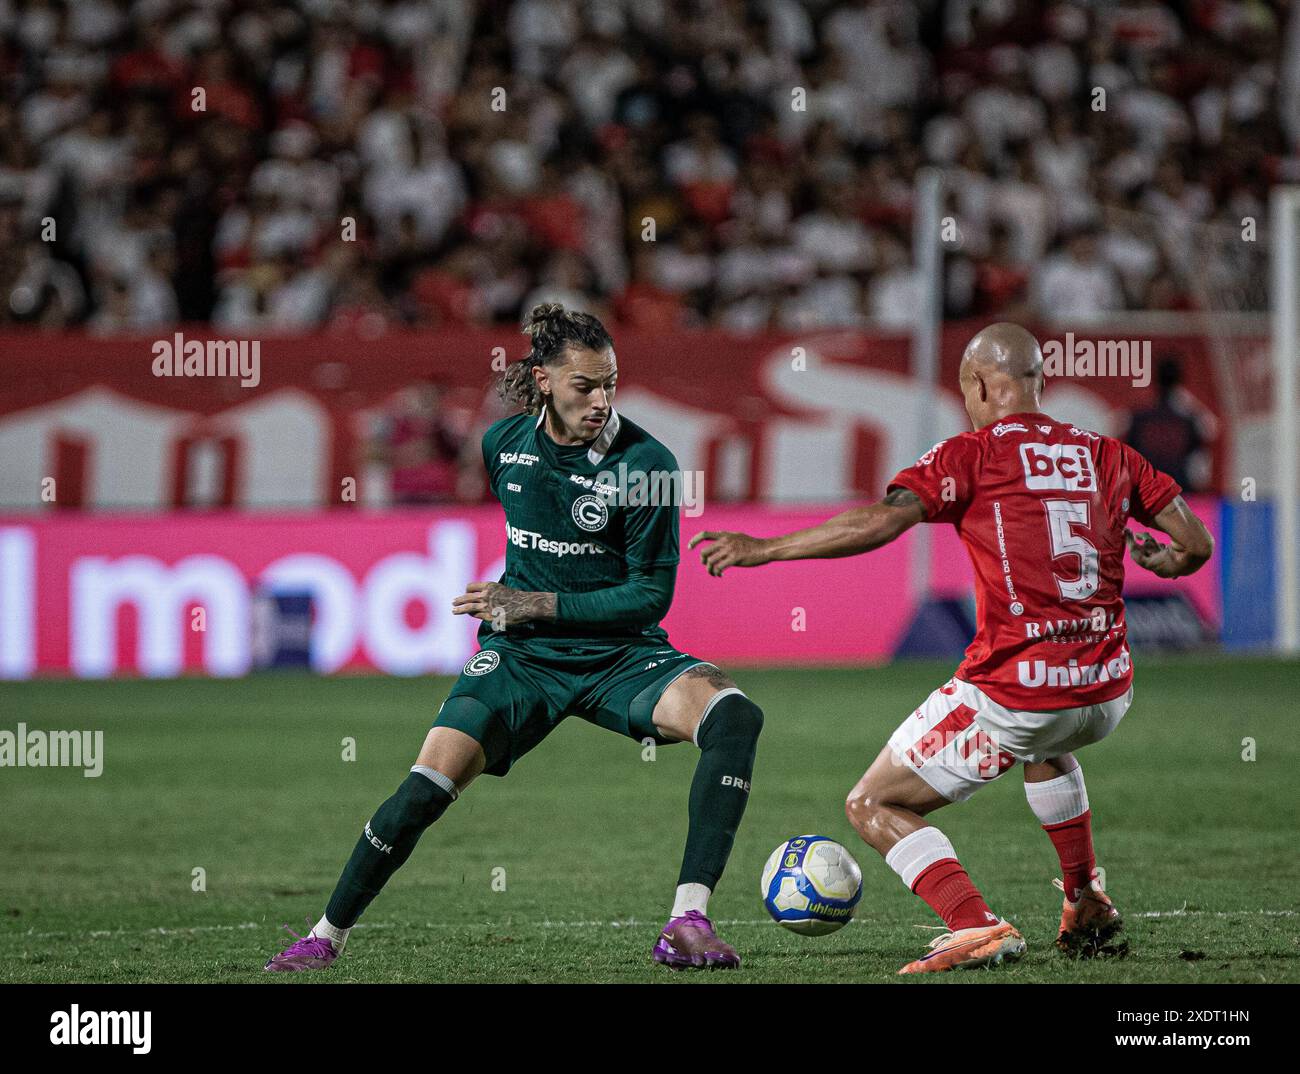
[888,412,1181,710]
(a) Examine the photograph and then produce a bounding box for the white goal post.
[1271,186,1300,654]
[910,168,944,602]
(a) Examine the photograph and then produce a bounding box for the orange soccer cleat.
[897,920,1026,975]
[1054,872,1127,958]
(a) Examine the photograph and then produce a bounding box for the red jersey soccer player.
[691,323,1213,974]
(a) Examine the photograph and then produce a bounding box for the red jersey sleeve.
[887,435,980,524]
[1121,442,1181,526]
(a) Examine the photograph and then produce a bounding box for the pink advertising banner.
[0,500,1219,679]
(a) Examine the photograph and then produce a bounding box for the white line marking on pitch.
[1135,909,1297,919]
[11,908,1296,941]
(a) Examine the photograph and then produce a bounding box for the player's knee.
[414,761,462,800]
[697,692,763,747]
[406,776,449,824]
[844,790,865,828]
[844,789,885,838]
[719,693,764,738]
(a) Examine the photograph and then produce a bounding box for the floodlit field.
[2,657,1295,984]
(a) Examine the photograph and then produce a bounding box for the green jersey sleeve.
[554,563,675,629]
[621,446,682,570]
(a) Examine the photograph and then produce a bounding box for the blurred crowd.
[1,0,1296,335]
[359,379,485,503]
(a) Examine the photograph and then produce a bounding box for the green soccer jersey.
[479,408,681,645]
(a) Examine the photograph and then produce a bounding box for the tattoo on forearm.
[489,586,556,627]
[881,487,922,509]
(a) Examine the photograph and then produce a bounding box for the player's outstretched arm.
[1126,495,1214,578]
[689,488,927,577]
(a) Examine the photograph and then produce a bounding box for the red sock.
[1043,809,1095,902]
[911,858,997,932]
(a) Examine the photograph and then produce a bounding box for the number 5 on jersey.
[1044,499,1099,601]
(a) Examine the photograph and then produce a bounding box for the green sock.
[325,768,456,928]
[677,692,764,890]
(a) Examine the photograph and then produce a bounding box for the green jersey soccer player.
[265,303,764,973]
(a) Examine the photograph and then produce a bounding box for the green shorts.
[434,639,709,776]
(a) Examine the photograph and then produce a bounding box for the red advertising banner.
[0,324,1241,512]
[0,501,1220,679]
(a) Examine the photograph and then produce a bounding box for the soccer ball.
[761,835,863,935]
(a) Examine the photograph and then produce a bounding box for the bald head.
[962,323,1043,380]
[957,323,1045,429]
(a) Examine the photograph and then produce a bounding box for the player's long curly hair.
[498,303,614,415]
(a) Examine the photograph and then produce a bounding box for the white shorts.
[886,677,1133,802]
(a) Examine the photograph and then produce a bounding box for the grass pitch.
[1,657,1295,984]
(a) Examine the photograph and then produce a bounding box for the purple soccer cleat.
[263,923,339,972]
[652,910,741,970]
